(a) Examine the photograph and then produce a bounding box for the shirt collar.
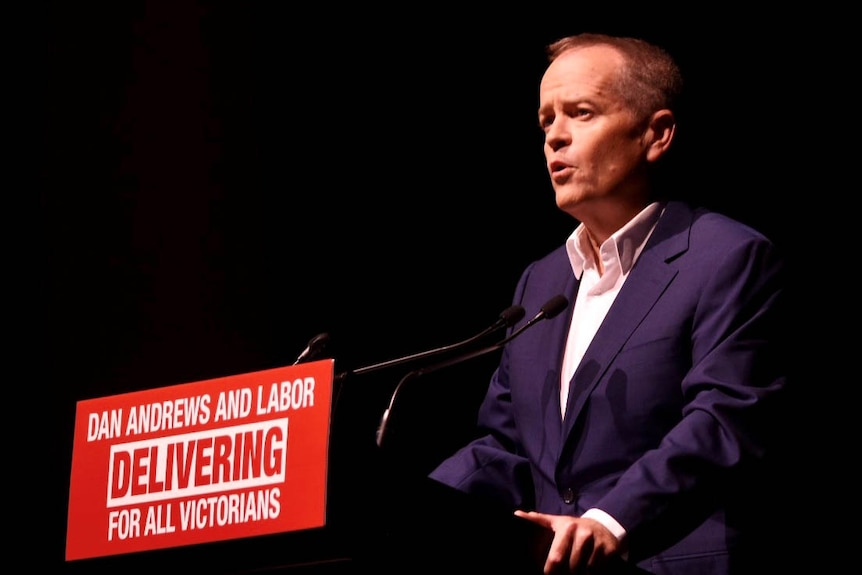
[566,201,665,279]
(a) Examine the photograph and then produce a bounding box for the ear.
[644,109,676,163]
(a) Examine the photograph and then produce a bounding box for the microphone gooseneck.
[346,304,526,378]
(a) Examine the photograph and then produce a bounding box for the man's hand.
[514,510,622,574]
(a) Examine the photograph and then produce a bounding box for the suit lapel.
[540,272,581,443]
[559,202,692,443]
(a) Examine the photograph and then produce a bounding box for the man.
[428,33,790,574]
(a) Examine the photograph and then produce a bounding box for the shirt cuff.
[581,508,627,542]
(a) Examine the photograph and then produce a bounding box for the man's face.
[538,45,651,220]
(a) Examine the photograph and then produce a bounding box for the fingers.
[568,532,593,573]
[515,512,619,574]
[546,529,576,574]
[514,509,553,528]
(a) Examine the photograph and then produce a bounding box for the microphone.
[293,332,331,365]
[496,293,568,347]
[411,293,569,373]
[344,304,526,378]
[376,294,569,447]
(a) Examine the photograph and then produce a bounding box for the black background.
[43,3,828,573]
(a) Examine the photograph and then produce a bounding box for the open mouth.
[549,161,573,183]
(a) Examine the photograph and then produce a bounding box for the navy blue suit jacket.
[429,201,790,574]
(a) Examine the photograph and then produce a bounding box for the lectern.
[63,358,550,574]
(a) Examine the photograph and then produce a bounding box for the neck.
[585,230,605,275]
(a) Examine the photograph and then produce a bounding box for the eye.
[572,107,593,119]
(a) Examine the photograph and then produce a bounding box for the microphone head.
[500,305,526,327]
[294,332,331,365]
[308,332,331,349]
[540,295,569,319]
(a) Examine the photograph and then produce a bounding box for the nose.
[544,120,570,152]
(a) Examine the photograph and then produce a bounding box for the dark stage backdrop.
[44,3,816,574]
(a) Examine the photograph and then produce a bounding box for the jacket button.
[562,488,575,504]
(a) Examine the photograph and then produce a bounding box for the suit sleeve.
[428,263,540,511]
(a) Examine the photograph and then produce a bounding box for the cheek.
[595,140,642,179]
[576,133,621,170]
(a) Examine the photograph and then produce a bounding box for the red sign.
[65,359,334,561]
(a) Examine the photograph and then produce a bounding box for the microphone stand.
[375,343,504,448]
[374,294,569,448]
[332,305,525,414]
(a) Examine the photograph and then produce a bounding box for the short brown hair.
[547,33,684,123]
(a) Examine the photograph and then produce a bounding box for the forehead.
[539,45,625,100]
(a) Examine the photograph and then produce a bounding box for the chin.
[554,190,579,210]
